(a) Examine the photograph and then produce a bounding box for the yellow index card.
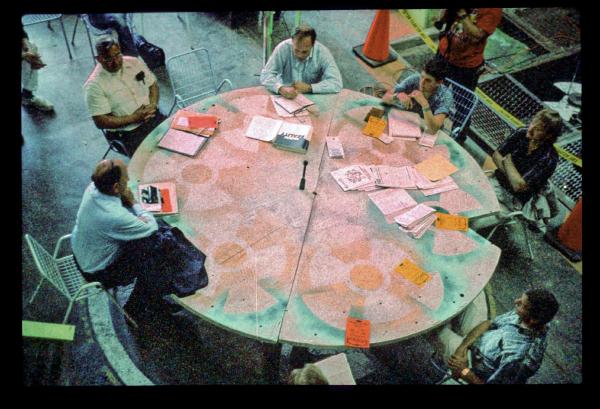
[435,212,469,232]
[415,154,458,181]
[362,116,387,138]
[394,258,431,287]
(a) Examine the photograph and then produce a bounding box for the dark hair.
[292,24,317,44]
[95,39,120,57]
[92,160,121,194]
[525,289,559,325]
[533,109,563,143]
[423,58,447,82]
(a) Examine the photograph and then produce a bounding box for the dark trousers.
[105,111,167,157]
[434,53,483,143]
[88,14,139,57]
[78,232,173,315]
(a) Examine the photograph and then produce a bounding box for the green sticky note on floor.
[22,320,75,342]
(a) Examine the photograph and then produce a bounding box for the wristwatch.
[461,367,471,378]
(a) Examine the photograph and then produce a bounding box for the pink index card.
[375,166,416,189]
[419,131,439,147]
[415,154,458,181]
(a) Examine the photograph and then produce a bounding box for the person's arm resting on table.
[108,188,158,241]
[409,90,446,134]
[260,43,292,97]
[447,320,491,384]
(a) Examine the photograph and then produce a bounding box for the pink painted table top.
[129,87,501,348]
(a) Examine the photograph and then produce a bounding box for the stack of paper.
[394,203,437,239]
[271,95,310,118]
[412,172,459,196]
[368,188,418,224]
[371,165,417,189]
[388,109,422,140]
[331,165,376,191]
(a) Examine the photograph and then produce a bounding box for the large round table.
[128,86,501,349]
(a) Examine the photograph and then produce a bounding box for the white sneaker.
[22,95,54,112]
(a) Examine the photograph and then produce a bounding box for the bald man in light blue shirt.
[260,24,342,99]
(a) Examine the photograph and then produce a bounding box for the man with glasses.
[260,24,343,99]
[84,39,166,156]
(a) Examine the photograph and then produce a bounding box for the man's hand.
[279,86,298,99]
[293,81,312,94]
[448,355,468,379]
[396,92,413,109]
[133,105,157,122]
[409,90,429,109]
[120,187,136,208]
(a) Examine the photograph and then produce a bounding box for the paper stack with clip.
[394,203,437,239]
[368,188,418,224]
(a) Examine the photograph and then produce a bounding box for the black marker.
[299,160,308,190]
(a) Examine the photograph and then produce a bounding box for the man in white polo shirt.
[84,39,166,156]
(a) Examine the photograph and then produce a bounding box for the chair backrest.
[25,234,87,301]
[443,78,480,137]
[81,14,118,47]
[166,48,220,109]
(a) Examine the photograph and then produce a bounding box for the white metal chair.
[70,13,135,63]
[25,234,137,328]
[443,78,480,141]
[101,130,131,159]
[166,48,234,115]
[22,14,72,59]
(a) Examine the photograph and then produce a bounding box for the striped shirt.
[472,310,548,384]
[393,74,453,118]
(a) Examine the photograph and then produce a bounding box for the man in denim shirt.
[438,288,559,384]
[382,58,453,134]
[260,24,342,99]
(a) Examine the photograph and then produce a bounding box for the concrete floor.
[21,11,582,385]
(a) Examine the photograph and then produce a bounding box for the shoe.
[22,95,54,112]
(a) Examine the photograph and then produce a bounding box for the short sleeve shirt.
[497,128,558,203]
[393,74,453,117]
[438,8,503,68]
[83,56,156,131]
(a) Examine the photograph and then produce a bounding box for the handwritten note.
[435,212,469,232]
[345,317,371,348]
[394,258,431,287]
[415,154,458,182]
[362,116,387,138]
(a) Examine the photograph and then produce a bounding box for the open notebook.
[158,128,209,157]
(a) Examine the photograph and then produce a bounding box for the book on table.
[171,109,219,137]
[272,94,314,114]
[158,128,209,157]
[138,181,178,215]
[245,115,312,154]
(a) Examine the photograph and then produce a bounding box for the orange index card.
[345,317,371,348]
[394,258,431,287]
[415,154,458,181]
[362,116,386,138]
[188,115,218,129]
[435,212,469,232]
[159,189,172,213]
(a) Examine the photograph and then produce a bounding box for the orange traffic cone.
[353,10,398,67]
[545,197,582,261]
[558,197,582,253]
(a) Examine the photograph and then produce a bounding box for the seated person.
[492,108,562,207]
[436,288,559,384]
[382,58,452,134]
[87,13,139,57]
[472,108,563,232]
[84,39,166,156]
[71,159,175,320]
[260,24,343,99]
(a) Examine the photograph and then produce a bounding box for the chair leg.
[105,290,138,329]
[486,224,501,240]
[62,300,75,324]
[29,277,46,304]
[168,100,177,116]
[520,221,535,259]
[102,144,112,159]
[71,15,80,45]
[59,17,73,59]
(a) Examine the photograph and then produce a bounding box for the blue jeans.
[88,14,139,57]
